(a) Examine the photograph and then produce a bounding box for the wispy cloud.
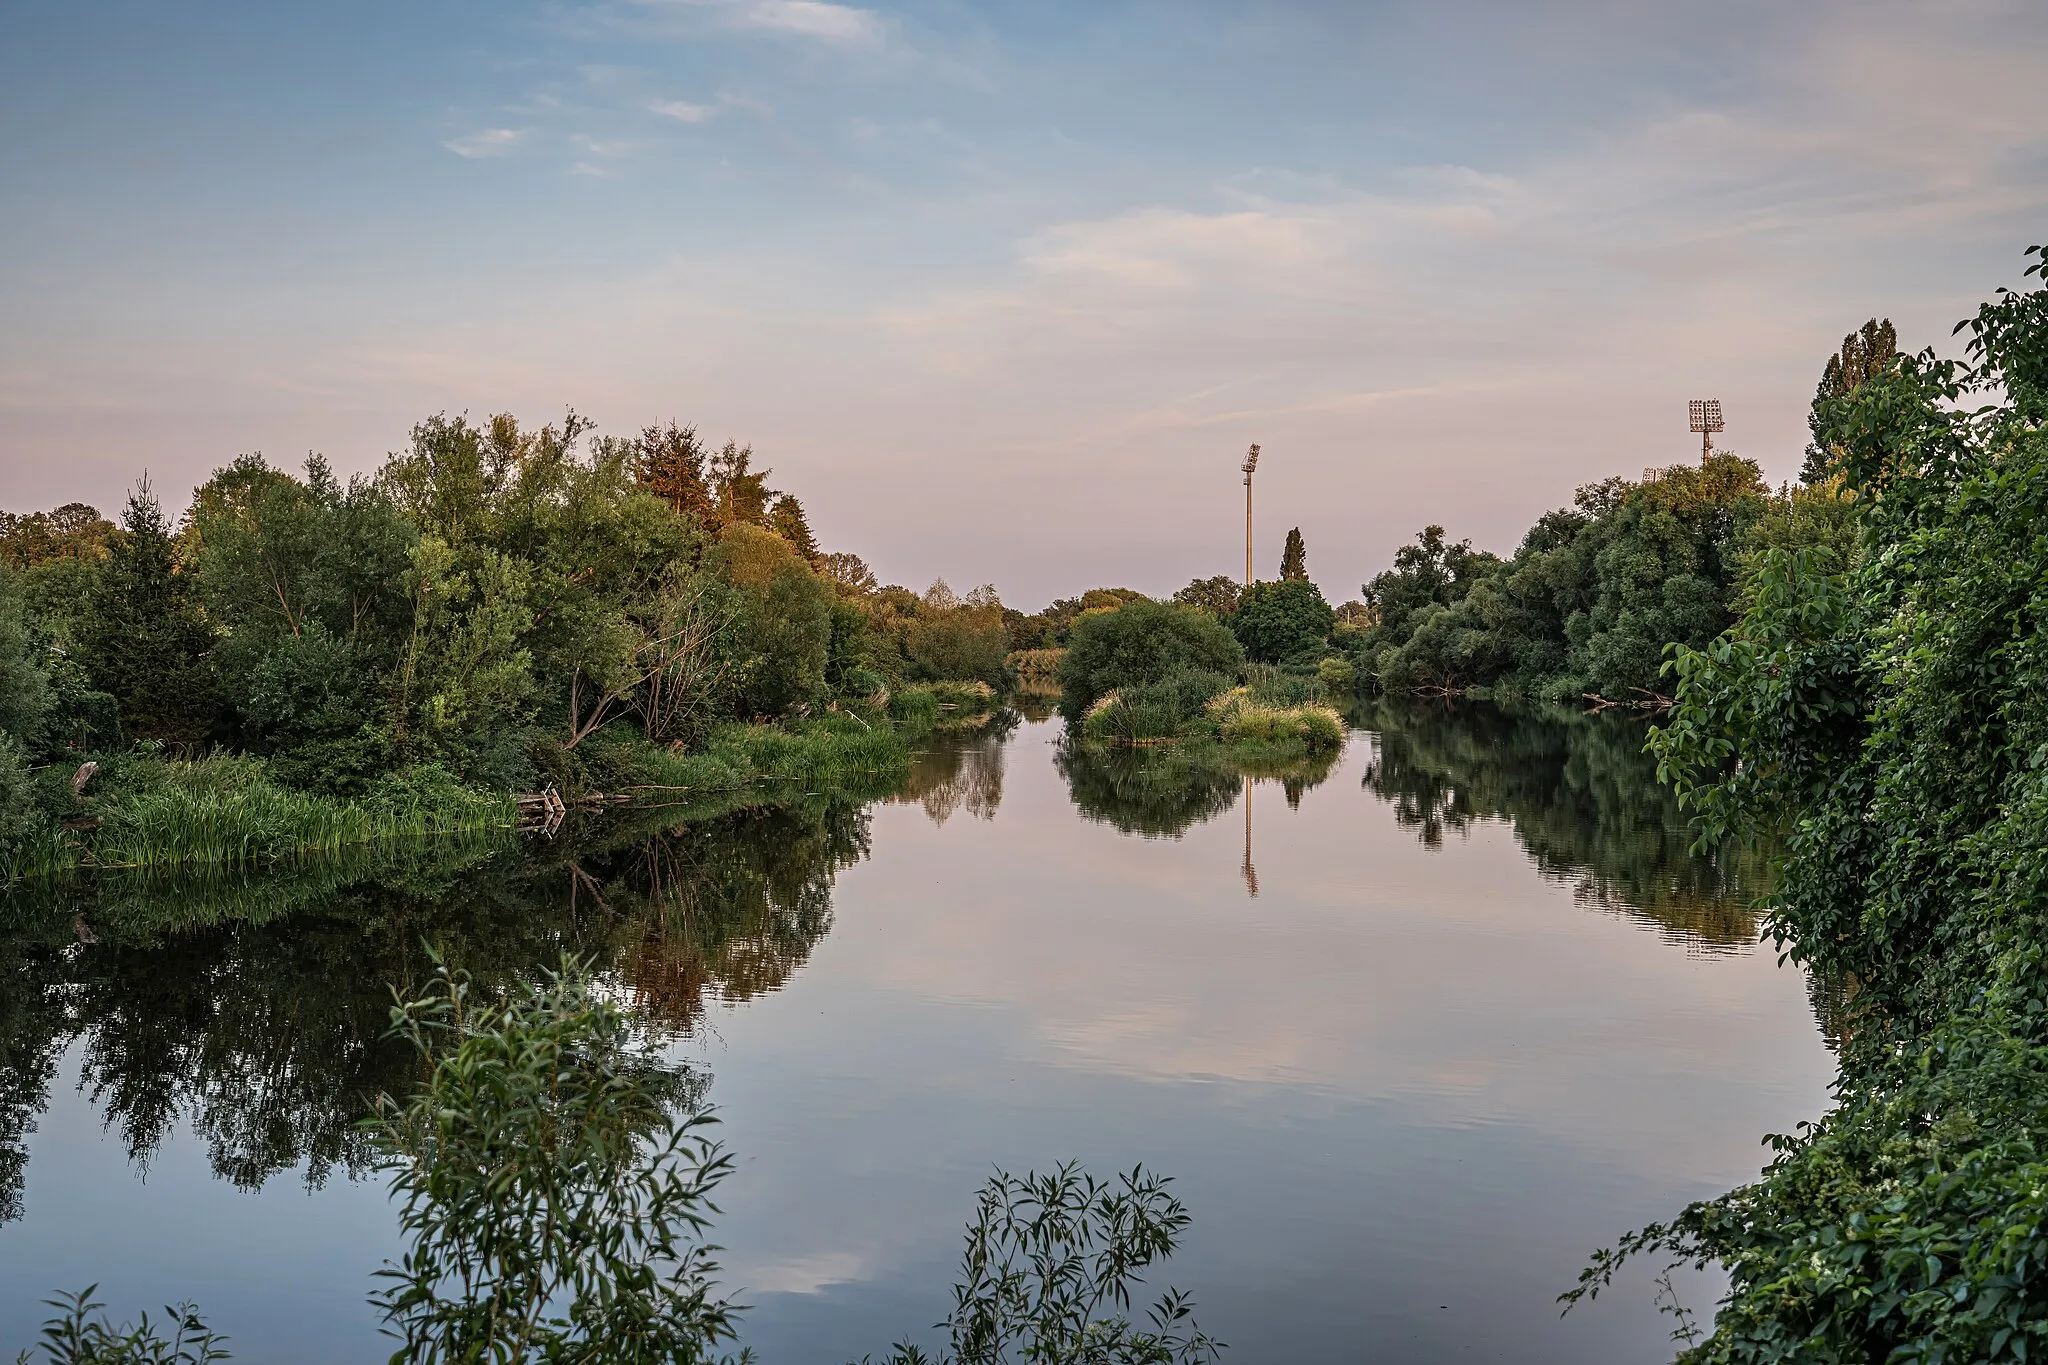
[629,0,882,46]
[649,98,717,123]
[730,0,879,44]
[442,128,525,158]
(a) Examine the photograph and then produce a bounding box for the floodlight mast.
[1242,443,1261,587]
[1688,399,1725,462]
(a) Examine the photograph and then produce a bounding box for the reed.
[10,757,516,878]
[630,715,912,801]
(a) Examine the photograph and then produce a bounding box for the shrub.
[1317,656,1357,690]
[1058,601,1244,720]
[370,958,746,1364]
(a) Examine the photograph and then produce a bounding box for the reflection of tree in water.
[1055,740,1339,839]
[0,800,869,1217]
[1356,697,1772,950]
[888,711,1018,827]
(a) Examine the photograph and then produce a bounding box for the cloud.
[628,0,883,46]
[442,128,525,158]
[649,98,716,123]
[729,0,879,43]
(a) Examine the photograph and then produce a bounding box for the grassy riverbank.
[0,690,977,883]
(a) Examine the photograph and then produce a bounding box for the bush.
[1058,601,1244,720]
[1317,656,1357,690]
[1207,692,1345,751]
[1229,580,1335,664]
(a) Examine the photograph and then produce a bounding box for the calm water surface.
[0,703,1833,1362]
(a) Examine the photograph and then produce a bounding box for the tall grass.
[10,757,515,878]
[89,768,512,871]
[630,714,911,802]
[1206,690,1346,751]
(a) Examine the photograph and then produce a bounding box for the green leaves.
[1585,240,2048,1363]
[859,1163,1222,1365]
[367,957,745,1365]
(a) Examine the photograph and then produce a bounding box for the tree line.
[0,414,1025,875]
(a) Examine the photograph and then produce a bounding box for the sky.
[3,0,2045,607]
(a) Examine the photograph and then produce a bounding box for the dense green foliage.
[371,959,745,1364]
[0,412,982,879]
[1349,455,1854,703]
[1228,580,1334,665]
[1567,243,2048,1361]
[1057,600,1245,719]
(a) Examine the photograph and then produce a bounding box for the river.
[0,701,1832,1362]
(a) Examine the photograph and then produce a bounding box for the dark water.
[0,703,1831,1362]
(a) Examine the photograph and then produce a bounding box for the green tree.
[632,421,716,526]
[708,442,774,530]
[1801,317,1899,483]
[906,582,1007,685]
[767,493,820,564]
[1568,242,2048,1362]
[1172,575,1241,616]
[1229,579,1334,664]
[1279,527,1308,581]
[1057,599,1245,719]
[713,524,832,715]
[76,482,221,744]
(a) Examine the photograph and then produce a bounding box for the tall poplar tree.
[1802,317,1899,483]
[1279,527,1309,581]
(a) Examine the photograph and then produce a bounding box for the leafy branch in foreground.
[858,1163,1223,1365]
[13,1286,228,1365]
[367,956,745,1365]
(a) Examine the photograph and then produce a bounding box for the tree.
[0,503,115,569]
[1057,600,1244,718]
[632,421,716,526]
[1230,580,1335,664]
[1571,242,2048,1362]
[766,494,819,564]
[819,552,875,596]
[1279,527,1308,581]
[712,524,832,715]
[906,583,1007,684]
[1801,317,1899,483]
[76,482,221,744]
[1172,575,1240,616]
[708,443,774,530]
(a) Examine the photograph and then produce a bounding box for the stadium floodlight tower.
[1689,399,1724,462]
[1241,443,1261,587]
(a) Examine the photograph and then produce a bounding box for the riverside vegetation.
[0,417,1015,881]
[15,955,1221,1365]
[11,239,2039,1361]
[1556,243,2048,1360]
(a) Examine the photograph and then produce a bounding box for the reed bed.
[89,775,514,871]
[630,715,912,801]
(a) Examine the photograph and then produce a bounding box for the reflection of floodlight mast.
[1241,444,1261,587]
[1688,399,1724,462]
[1241,774,1258,898]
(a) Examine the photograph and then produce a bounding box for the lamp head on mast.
[1242,443,1260,482]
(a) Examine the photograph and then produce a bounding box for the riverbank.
[0,691,987,882]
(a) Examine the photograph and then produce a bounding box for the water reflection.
[887,712,1018,827]
[1356,698,1771,949]
[0,800,873,1218]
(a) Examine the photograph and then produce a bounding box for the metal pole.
[1241,443,1260,588]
